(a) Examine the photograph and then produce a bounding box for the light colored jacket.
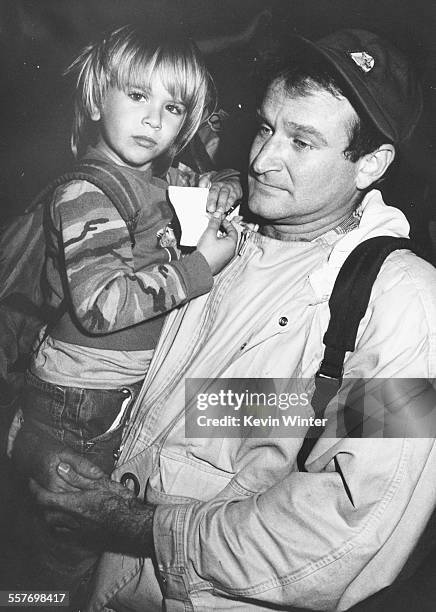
[88,190,436,612]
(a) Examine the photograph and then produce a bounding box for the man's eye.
[258,124,272,137]
[293,138,313,150]
[166,104,184,116]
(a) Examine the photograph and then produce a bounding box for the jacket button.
[240,342,247,350]
[279,317,288,326]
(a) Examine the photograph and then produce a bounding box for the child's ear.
[90,105,101,122]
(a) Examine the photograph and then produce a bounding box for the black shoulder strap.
[297,235,423,471]
[28,158,142,247]
[4,160,146,373]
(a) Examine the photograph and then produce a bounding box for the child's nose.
[142,106,162,130]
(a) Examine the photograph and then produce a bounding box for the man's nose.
[142,105,162,130]
[250,136,282,175]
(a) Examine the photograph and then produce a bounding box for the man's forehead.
[260,80,358,133]
[262,78,347,110]
[260,79,288,109]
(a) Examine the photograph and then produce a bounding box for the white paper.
[168,186,210,246]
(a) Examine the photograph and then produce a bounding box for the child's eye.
[128,91,147,102]
[166,104,185,116]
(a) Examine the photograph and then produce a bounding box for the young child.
[15,25,240,478]
[11,24,240,603]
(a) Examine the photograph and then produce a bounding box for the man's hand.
[12,429,104,493]
[199,170,242,214]
[30,466,155,556]
[197,214,238,275]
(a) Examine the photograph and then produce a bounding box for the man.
[30,30,436,611]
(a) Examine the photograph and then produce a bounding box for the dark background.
[0,0,435,237]
[0,0,435,599]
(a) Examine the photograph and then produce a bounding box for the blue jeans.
[19,370,142,473]
[14,372,143,610]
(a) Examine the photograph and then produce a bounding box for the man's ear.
[355,144,396,190]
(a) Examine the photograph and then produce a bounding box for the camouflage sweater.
[44,149,213,351]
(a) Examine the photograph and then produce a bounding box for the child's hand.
[197,213,238,275]
[199,170,242,214]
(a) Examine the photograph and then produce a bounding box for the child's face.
[91,74,186,171]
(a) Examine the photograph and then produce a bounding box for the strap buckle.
[312,370,343,416]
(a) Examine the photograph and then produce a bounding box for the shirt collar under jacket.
[245,189,410,303]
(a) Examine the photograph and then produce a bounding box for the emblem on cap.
[349,51,375,73]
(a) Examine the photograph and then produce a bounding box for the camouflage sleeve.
[52,180,213,334]
[167,165,241,187]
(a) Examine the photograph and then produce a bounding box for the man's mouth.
[251,180,284,193]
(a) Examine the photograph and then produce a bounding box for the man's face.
[248,80,362,234]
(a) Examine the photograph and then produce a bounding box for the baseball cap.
[292,29,423,143]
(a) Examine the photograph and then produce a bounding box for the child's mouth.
[133,136,157,148]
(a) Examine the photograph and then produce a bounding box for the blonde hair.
[65,25,213,169]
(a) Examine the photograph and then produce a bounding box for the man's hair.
[65,25,213,170]
[262,51,392,163]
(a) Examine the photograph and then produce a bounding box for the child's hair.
[65,25,213,171]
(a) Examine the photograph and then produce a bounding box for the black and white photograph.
[0,1,435,611]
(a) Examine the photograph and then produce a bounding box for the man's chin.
[248,189,266,212]
[248,194,276,219]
